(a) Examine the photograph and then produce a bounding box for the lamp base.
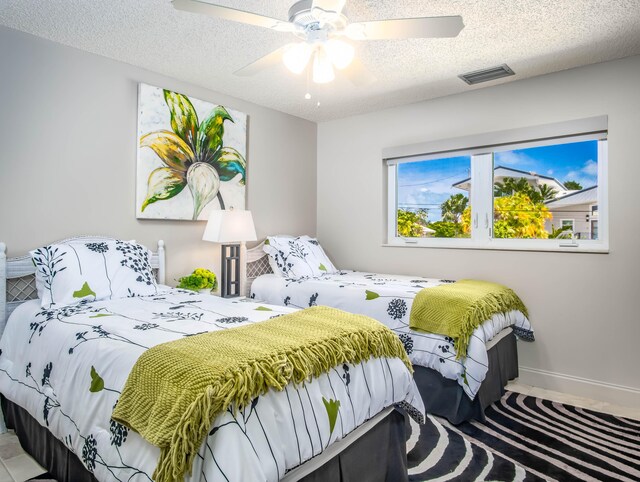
[221,244,241,298]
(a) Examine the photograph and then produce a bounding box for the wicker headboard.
[245,241,273,296]
[0,236,166,337]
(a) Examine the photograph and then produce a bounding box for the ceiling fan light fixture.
[282,42,313,74]
[181,0,464,90]
[312,48,335,83]
[325,38,354,69]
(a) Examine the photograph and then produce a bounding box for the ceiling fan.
[173,0,464,86]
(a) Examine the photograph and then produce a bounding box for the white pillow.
[31,240,158,308]
[263,235,338,279]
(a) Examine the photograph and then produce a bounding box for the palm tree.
[494,177,532,197]
[441,194,468,223]
[536,184,558,202]
[494,177,556,203]
[548,225,572,239]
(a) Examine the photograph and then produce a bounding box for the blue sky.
[398,140,598,222]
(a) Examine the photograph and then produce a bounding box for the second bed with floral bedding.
[251,270,534,402]
[248,236,534,409]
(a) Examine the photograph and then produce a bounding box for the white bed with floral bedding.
[247,236,535,401]
[0,237,424,482]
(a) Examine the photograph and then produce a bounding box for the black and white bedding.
[0,288,424,482]
[251,271,533,400]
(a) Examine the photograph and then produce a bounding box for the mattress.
[251,271,533,399]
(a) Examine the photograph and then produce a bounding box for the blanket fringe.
[143,318,411,482]
[456,288,528,359]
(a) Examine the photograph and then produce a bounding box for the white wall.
[317,56,640,406]
[0,26,317,284]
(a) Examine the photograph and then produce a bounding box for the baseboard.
[518,366,640,408]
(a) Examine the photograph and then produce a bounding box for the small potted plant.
[177,268,218,294]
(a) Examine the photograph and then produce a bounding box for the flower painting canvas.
[136,83,247,220]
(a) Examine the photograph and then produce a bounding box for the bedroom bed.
[0,236,424,482]
[246,237,534,425]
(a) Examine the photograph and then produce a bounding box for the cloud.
[494,150,536,167]
[547,169,554,175]
[567,159,599,187]
[582,159,598,176]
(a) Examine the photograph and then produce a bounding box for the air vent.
[459,64,515,85]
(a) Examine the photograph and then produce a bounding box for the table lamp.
[202,209,257,297]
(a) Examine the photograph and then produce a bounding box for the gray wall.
[317,56,640,405]
[0,26,317,284]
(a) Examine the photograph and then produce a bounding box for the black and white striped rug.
[407,391,640,481]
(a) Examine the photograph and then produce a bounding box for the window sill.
[382,240,609,254]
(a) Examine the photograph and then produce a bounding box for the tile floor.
[0,383,637,481]
[0,431,47,482]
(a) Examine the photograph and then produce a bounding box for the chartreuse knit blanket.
[409,279,528,360]
[112,306,412,482]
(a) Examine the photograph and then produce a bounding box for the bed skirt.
[414,331,518,425]
[1,396,408,482]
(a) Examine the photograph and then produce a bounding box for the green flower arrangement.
[177,268,218,292]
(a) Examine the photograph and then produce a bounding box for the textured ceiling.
[1,0,640,122]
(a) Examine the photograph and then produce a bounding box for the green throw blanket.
[112,305,412,482]
[409,279,528,360]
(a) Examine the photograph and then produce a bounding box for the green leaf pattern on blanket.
[365,290,379,300]
[73,282,96,299]
[322,397,340,436]
[90,366,105,393]
[319,263,327,272]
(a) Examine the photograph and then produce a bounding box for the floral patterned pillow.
[31,240,158,308]
[263,236,338,279]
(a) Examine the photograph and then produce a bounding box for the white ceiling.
[1,0,640,122]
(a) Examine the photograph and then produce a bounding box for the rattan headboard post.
[0,243,6,338]
[245,241,273,297]
[157,240,166,285]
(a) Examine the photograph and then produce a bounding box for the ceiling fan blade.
[346,16,464,40]
[234,47,287,77]
[173,0,295,32]
[342,58,376,87]
[312,0,346,15]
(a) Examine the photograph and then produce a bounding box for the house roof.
[545,185,597,208]
[452,165,568,192]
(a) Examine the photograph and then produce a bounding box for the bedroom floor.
[0,431,47,482]
[0,383,638,482]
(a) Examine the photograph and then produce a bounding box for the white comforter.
[251,272,534,400]
[0,288,423,482]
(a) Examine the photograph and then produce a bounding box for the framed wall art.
[136,83,247,220]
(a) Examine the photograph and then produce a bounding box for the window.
[560,220,575,238]
[396,155,470,238]
[385,117,608,252]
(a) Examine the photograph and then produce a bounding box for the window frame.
[384,118,609,253]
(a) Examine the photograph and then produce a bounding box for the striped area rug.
[407,391,640,481]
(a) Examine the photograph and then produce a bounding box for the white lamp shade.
[325,39,354,70]
[202,210,257,243]
[283,42,313,75]
[313,48,335,84]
